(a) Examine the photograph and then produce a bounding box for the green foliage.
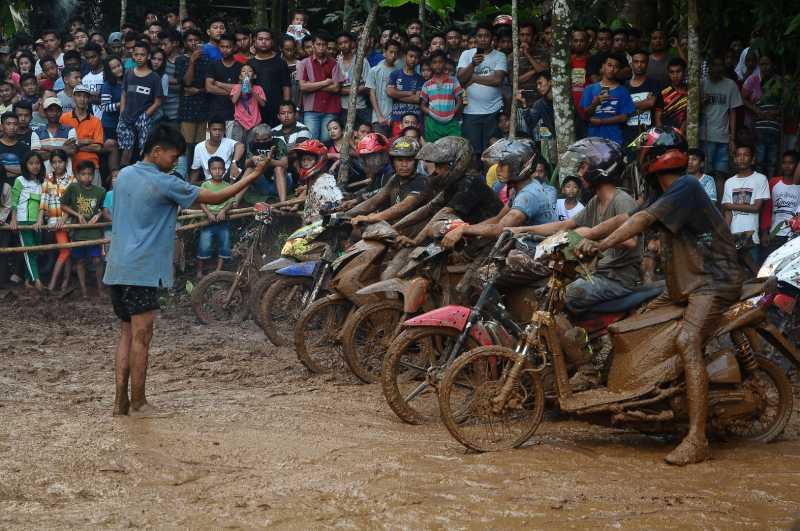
[379,0,456,22]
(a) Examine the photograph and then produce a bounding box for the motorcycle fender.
[403,277,429,314]
[402,305,493,346]
[276,261,317,278]
[756,322,800,370]
[260,257,296,272]
[332,239,371,271]
[356,278,409,296]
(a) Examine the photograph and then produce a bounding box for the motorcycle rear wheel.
[191,271,248,325]
[342,300,404,383]
[260,276,313,347]
[438,346,545,452]
[715,355,793,443]
[250,273,274,328]
[294,295,353,374]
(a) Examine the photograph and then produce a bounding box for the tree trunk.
[686,0,700,148]
[270,0,282,35]
[179,0,187,21]
[508,0,519,139]
[120,0,128,27]
[343,0,353,31]
[338,2,379,185]
[550,0,575,158]
[418,0,426,41]
[252,0,268,28]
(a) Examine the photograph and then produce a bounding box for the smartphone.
[476,47,485,55]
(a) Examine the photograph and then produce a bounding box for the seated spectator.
[190,118,245,183]
[556,176,585,221]
[271,100,311,148]
[196,156,234,279]
[247,124,291,201]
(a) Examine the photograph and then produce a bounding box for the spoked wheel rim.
[192,272,245,324]
[344,301,404,383]
[260,277,313,346]
[439,346,545,452]
[295,296,352,374]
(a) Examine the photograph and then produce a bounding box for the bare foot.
[113,395,130,416]
[129,402,174,419]
[664,436,710,466]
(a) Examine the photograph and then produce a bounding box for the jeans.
[197,221,231,260]
[564,274,634,314]
[755,131,780,177]
[462,112,499,156]
[250,172,295,198]
[702,141,729,174]
[303,111,337,142]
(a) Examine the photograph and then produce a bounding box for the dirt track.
[2,290,800,529]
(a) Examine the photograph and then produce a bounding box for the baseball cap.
[73,84,91,94]
[43,97,62,109]
[108,32,123,44]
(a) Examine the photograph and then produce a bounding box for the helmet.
[289,139,328,181]
[493,14,513,26]
[356,133,390,155]
[558,137,624,187]
[388,136,420,158]
[416,136,473,187]
[481,138,537,183]
[637,126,688,176]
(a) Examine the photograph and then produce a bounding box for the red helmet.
[289,139,328,181]
[493,14,513,26]
[356,133,390,155]
[638,126,688,176]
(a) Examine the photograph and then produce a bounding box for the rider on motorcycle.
[441,138,556,249]
[576,126,744,466]
[289,139,343,225]
[510,138,642,314]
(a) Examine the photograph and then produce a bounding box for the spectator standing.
[722,145,770,261]
[12,101,41,150]
[118,41,163,166]
[298,32,343,142]
[336,32,371,129]
[457,23,507,159]
[175,30,210,164]
[36,98,78,175]
[35,30,64,76]
[190,118,244,183]
[701,55,742,178]
[587,27,613,82]
[366,40,401,128]
[100,56,123,171]
[624,50,660,146]
[445,28,463,64]
[742,54,782,177]
[646,29,670,87]
[656,58,688,135]
[0,113,30,179]
[202,17,227,62]
[387,46,425,137]
[196,156,234,279]
[57,67,82,113]
[230,64,266,142]
[9,151,46,289]
[281,36,302,110]
[158,29,182,126]
[249,28,291,127]
[205,33,243,140]
[760,150,800,254]
[687,148,718,201]
[40,149,73,291]
[420,50,464,142]
[235,29,253,63]
[569,29,591,136]
[80,43,104,119]
[60,84,104,186]
[580,54,635,145]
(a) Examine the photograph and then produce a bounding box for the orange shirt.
[59,111,104,173]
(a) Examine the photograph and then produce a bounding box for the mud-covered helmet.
[356,133,390,155]
[388,136,420,158]
[493,14,513,27]
[558,137,624,188]
[481,138,537,183]
[289,139,328,181]
[416,136,471,165]
[637,126,688,176]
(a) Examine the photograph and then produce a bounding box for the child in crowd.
[420,50,463,142]
[9,151,46,290]
[40,149,75,291]
[196,157,234,279]
[102,169,119,256]
[687,148,718,202]
[420,59,432,82]
[387,45,424,137]
[117,40,163,166]
[61,160,106,298]
[556,176,585,221]
[230,64,266,143]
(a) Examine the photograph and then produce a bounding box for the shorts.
[197,221,231,260]
[424,115,461,143]
[109,284,160,322]
[71,244,102,260]
[103,126,117,141]
[117,113,153,151]
[181,121,208,144]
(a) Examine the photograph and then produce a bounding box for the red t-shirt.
[298,56,342,115]
[570,54,589,119]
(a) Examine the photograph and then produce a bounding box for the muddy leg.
[114,321,133,415]
[75,259,88,298]
[93,258,104,296]
[129,310,156,412]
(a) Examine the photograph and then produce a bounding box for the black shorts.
[109,285,160,322]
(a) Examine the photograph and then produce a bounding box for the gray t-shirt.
[700,77,743,143]
[104,161,200,288]
[366,60,398,122]
[339,57,370,110]
[457,48,507,115]
[572,188,641,288]
[647,55,669,87]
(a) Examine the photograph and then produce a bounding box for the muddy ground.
[2,289,800,530]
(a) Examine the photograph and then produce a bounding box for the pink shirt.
[231,84,265,131]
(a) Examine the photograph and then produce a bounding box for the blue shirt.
[388,69,424,122]
[511,180,556,225]
[580,83,635,145]
[103,161,200,288]
[202,43,223,62]
[366,50,384,67]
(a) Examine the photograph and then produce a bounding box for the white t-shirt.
[35,52,64,76]
[556,198,585,221]
[722,172,770,243]
[82,70,105,119]
[191,137,240,181]
[770,180,800,236]
[457,48,507,115]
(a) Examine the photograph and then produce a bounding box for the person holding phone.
[580,52,635,145]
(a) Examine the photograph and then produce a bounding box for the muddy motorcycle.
[191,203,273,324]
[437,231,798,453]
[292,221,398,374]
[257,213,353,346]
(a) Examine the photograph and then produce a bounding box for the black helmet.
[481,138,537,183]
[558,137,624,187]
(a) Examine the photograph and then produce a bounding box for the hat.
[43,97,62,109]
[73,84,91,94]
[108,32,123,44]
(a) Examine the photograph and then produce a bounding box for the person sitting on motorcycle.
[356,132,393,191]
[289,139,344,225]
[575,126,744,466]
[398,136,504,248]
[510,137,642,316]
[441,138,556,249]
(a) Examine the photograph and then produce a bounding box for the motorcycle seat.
[590,281,665,314]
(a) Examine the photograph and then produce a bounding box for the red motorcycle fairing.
[403,305,494,346]
[574,312,627,336]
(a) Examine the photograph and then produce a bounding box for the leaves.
[786,13,800,36]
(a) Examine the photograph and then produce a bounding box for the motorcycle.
[437,230,798,453]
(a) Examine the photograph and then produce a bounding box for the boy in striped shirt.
[420,50,464,143]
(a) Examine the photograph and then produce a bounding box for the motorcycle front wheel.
[342,300,404,383]
[438,346,545,452]
[259,276,313,346]
[191,271,248,324]
[294,295,353,373]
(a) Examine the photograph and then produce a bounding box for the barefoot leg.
[93,258,104,295]
[129,310,156,412]
[114,321,133,416]
[76,259,88,298]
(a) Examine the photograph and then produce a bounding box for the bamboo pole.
[508,0,519,138]
[0,222,112,231]
[0,238,109,254]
